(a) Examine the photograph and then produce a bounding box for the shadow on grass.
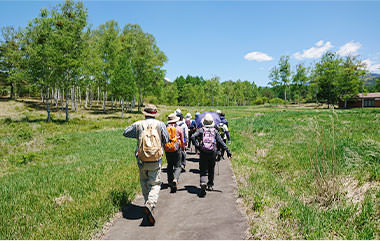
[2,117,68,125]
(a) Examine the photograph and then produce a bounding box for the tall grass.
[228,106,380,239]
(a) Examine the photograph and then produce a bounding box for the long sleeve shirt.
[191,126,230,154]
[123,117,169,153]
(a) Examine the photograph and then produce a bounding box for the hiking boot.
[171,179,178,193]
[199,184,207,197]
[143,202,155,226]
[206,185,214,191]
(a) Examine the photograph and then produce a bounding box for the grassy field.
[226,106,380,239]
[0,99,379,239]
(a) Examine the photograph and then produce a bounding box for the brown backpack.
[137,121,163,162]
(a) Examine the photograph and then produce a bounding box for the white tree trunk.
[85,87,89,109]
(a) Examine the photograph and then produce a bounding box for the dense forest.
[1,0,379,121]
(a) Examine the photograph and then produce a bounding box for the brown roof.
[357,92,380,98]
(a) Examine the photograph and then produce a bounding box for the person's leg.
[145,162,162,208]
[173,150,182,182]
[221,139,227,158]
[165,152,174,184]
[199,152,208,197]
[207,152,217,188]
[199,152,209,185]
[181,150,187,169]
[139,164,149,203]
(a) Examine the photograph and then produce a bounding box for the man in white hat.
[123,104,169,225]
[191,113,232,197]
[164,113,185,193]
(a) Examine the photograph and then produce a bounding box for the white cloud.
[244,51,273,62]
[363,59,380,73]
[293,41,333,60]
[337,41,362,56]
[164,77,171,82]
[316,40,324,47]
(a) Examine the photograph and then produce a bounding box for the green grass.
[228,106,380,239]
[0,101,144,239]
[1,100,379,239]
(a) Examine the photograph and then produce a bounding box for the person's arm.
[123,123,138,138]
[224,125,231,143]
[179,128,185,151]
[215,130,232,157]
[191,128,202,149]
[160,121,169,145]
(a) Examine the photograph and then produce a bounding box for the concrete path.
[102,150,249,240]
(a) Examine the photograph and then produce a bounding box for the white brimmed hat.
[167,113,180,124]
[202,113,214,127]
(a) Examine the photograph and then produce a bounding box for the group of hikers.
[123,104,232,225]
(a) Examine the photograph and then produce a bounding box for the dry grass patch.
[342,176,379,205]
[54,194,74,206]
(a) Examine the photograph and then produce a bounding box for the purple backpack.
[201,127,216,152]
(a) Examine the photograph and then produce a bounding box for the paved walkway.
[102,150,249,240]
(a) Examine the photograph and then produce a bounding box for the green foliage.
[269,97,284,105]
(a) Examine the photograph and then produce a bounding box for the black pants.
[216,139,227,158]
[199,151,217,186]
[165,151,181,183]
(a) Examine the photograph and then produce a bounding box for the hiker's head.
[216,110,222,116]
[195,112,200,118]
[167,113,180,124]
[220,112,225,117]
[175,108,181,116]
[142,104,158,118]
[185,113,192,119]
[178,113,184,121]
[203,113,214,127]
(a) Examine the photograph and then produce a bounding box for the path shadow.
[189,169,200,174]
[187,158,199,163]
[178,185,201,197]
[160,183,169,190]
[161,168,168,173]
[121,203,152,227]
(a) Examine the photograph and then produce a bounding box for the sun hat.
[167,113,180,124]
[216,110,222,115]
[142,104,159,117]
[175,108,182,116]
[202,113,215,127]
[185,113,192,119]
[195,112,200,117]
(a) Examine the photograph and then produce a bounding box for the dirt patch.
[256,148,268,158]
[341,176,379,205]
[258,132,266,137]
[254,113,264,117]
[54,194,73,206]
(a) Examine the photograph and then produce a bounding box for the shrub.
[269,98,285,105]
[255,97,264,105]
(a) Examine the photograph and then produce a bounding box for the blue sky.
[1,1,380,87]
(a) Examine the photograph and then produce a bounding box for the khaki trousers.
[139,161,162,207]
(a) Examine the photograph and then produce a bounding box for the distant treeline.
[1,0,380,122]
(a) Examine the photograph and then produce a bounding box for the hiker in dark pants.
[191,113,232,197]
[164,113,185,193]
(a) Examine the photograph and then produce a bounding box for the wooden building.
[339,92,380,108]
